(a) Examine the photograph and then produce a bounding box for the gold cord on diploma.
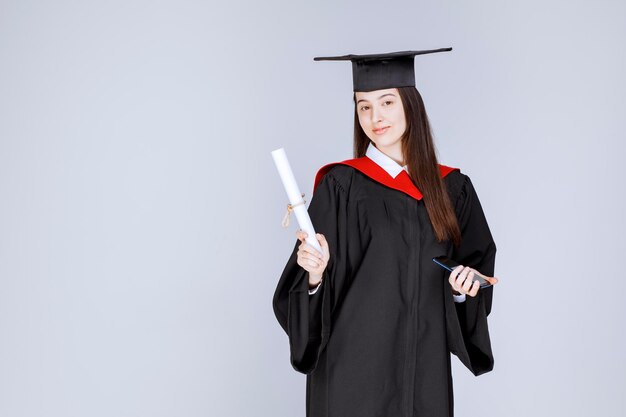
[282,193,306,228]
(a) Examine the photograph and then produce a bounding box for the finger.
[450,267,462,289]
[317,234,331,258]
[304,251,323,264]
[297,251,320,268]
[462,271,475,292]
[485,276,499,285]
[455,268,467,291]
[307,257,320,268]
[448,274,456,288]
[469,280,480,297]
[297,255,307,270]
[298,249,310,260]
[450,265,463,279]
[450,266,464,290]
[301,243,324,259]
[455,266,470,288]
[460,266,471,280]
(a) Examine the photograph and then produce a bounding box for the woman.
[273,49,498,417]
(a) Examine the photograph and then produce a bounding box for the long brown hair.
[353,86,461,247]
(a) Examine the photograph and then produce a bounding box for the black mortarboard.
[313,47,452,92]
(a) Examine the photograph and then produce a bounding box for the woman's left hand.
[448,265,480,297]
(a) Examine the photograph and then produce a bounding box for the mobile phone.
[432,256,491,289]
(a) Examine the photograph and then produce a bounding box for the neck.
[375,143,405,166]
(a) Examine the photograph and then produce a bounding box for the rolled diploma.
[271,147,323,255]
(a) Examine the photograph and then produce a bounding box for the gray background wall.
[1,0,624,416]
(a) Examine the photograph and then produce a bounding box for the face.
[355,88,407,150]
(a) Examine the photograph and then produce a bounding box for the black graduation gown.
[273,161,497,417]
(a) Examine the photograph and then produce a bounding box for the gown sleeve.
[272,170,349,374]
[445,174,497,376]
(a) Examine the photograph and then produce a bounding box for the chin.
[374,137,400,148]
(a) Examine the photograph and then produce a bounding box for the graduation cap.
[313,47,452,92]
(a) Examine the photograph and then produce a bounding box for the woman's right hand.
[295,229,330,287]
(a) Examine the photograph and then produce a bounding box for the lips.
[373,126,390,135]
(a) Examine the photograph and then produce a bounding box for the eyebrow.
[356,93,396,104]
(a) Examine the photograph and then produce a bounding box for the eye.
[383,100,393,106]
[359,105,370,111]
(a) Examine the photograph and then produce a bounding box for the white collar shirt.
[365,142,408,178]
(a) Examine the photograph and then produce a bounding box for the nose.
[370,106,382,124]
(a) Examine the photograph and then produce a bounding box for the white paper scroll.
[271,147,323,255]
